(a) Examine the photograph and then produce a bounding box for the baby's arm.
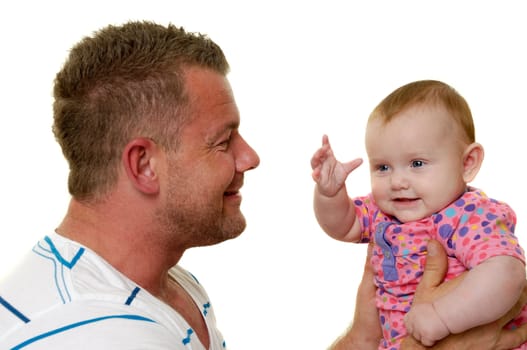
[311,135,363,242]
[405,255,526,346]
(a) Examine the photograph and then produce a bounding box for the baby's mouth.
[394,197,418,202]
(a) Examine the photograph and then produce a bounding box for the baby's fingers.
[311,166,322,182]
[310,145,334,169]
[310,150,325,169]
[342,158,363,175]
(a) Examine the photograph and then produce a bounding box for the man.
[0,21,259,349]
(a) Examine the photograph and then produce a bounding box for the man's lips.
[224,190,242,204]
[224,190,239,196]
[225,176,244,197]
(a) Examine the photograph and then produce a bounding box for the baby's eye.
[378,164,389,172]
[411,160,424,168]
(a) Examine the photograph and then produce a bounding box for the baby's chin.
[377,198,442,223]
[386,209,436,224]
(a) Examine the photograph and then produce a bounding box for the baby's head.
[365,80,484,223]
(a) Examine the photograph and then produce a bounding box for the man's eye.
[411,160,424,168]
[218,138,231,149]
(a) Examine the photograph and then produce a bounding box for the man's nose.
[235,135,260,172]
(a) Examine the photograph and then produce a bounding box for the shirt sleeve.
[434,191,525,268]
[353,193,378,243]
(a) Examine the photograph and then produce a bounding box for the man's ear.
[462,142,484,183]
[122,138,160,194]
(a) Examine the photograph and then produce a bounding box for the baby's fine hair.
[369,80,475,143]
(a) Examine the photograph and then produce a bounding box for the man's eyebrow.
[218,120,239,134]
[207,121,239,142]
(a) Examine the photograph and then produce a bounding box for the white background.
[1,1,525,349]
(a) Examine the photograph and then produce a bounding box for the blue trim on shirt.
[202,302,210,316]
[44,236,85,269]
[10,314,156,349]
[182,328,194,345]
[125,287,141,305]
[0,296,30,323]
[32,245,68,304]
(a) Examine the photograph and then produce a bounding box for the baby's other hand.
[404,302,450,347]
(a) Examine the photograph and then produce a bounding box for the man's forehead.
[184,66,231,93]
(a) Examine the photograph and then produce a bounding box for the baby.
[311,80,526,349]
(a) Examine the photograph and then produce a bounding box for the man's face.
[158,67,260,248]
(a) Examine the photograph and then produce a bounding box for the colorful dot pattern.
[353,188,526,349]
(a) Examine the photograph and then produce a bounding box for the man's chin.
[197,216,246,247]
[221,213,246,238]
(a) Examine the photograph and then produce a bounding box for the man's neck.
[56,198,185,297]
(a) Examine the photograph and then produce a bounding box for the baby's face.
[365,103,469,223]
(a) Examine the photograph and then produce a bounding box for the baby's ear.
[462,143,484,183]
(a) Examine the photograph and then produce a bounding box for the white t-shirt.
[0,233,226,349]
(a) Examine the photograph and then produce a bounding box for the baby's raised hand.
[311,135,362,197]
